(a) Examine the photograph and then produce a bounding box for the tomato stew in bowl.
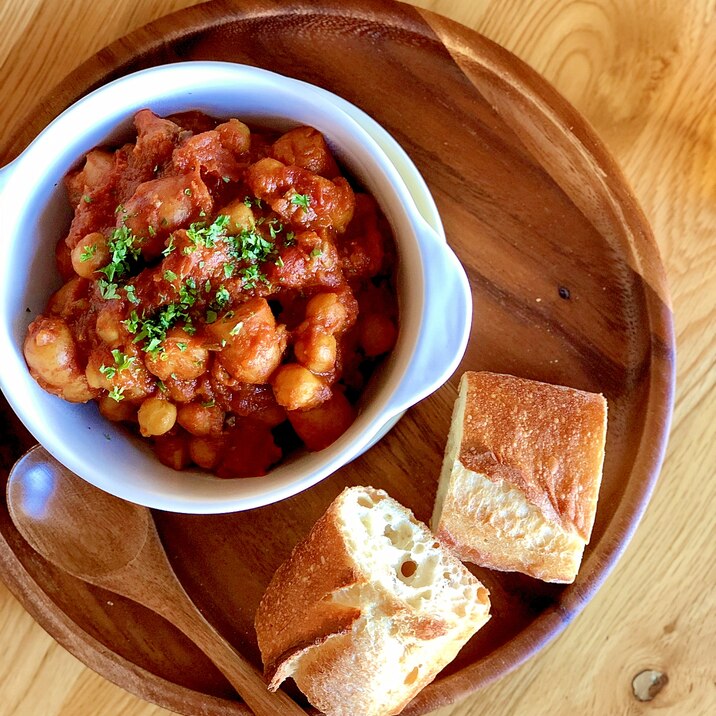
[23,110,398,478]
[0,62,470,513]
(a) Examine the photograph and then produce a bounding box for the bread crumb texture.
[432,371,607,583]
[255,486,490,716]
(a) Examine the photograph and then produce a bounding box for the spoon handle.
[160,594,306,716]
[111,523,306,716]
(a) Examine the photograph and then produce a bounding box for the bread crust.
[458,371,607,539]
[254,493,362,684]
[255,486,491,715]
[433,371,607,584]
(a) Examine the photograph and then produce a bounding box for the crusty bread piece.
[255,486,491,716]
[432,371,607,584]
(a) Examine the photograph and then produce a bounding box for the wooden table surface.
[0,0,713,714]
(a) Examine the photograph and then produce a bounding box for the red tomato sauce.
[24,111,398,478]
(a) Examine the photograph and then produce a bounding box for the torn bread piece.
[432,371,607,583]
[255,486,490,716]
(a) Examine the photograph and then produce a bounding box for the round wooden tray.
[0,1,674,714]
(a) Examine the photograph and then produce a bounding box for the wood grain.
[0,3,712,716]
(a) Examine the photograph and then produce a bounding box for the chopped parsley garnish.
[123,310,140,334]
[115,204,126,214]
[131,283,197,356]
[162,235,175,256]
[124,285,140,305]
[186,214,231,248]
[284,231,296,246]
[156,380,167,393]
[98,225,140,284]
[229,321,244,336]
[99,350,135,379]
[240,264,266,289]
[98,280,120,300]
[184,188,192,196]
[226,226,274,263]
[224,263,234,278]
[177,342,188,352]
[204,280,212,293]
[179,278,197,307]
[79,244,97,262]
[310,247,323,258]
[108,386,125,402]
[83,195,93,204]
[201,399,216,408]
[215,286,230,307]
[205,309,218,324]
[98,364,115,380]
[268,219,283,239]
[164,270,177,282]
[290,193,311,210]
[111,349,135,372]
[148,225,156,237]
[222,176,231,183]
[275,256,284,268]
[242,195,262,208]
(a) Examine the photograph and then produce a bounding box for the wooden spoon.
[7,445,306,716]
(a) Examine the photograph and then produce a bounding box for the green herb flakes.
[290,193,311,210]
[108,386,125,402]
[79,244,97,262]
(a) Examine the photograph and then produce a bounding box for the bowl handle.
[384,222,473,418]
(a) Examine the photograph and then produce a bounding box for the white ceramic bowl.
[0,62,471,514]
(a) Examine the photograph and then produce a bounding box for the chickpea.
[71,232,110,278]
[294,331,337,373]
[271,364,330,411]
[359,314,397,357]
[99,395,136,422]
[218,199,255,234]
[208,299,287,384]
[189,436,226,470]
[177,403,224,437]
[85,360,109,390]
[271,126,340,178]
[96,307,123,346]
[154,434,190,471]
[47,277,88,318]
[288,391,356,452]
[305,292,347,333]
[82,149,114,189]
[23,315,94,403]
[144,327,209,381]
[138,397,177,437]
[216,118,251,154]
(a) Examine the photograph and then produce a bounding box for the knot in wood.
[632,669,668,701]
